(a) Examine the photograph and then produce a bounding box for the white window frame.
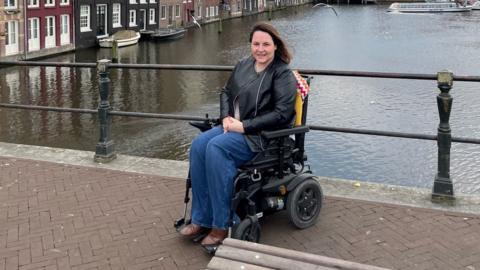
[28,17,40,51]
[215,6,218,16]
[160,5,166,20]
[149,0,156,3]
[129,10,136,26]
[129,0,136,4]
[60,0,69,6]
[28,0,39,8]
[45,0,55,7]
[80,5,91,32]
[112,3,122,28]
[45,16,56,48]
[205,6,209,18]
[5,20,19,55]
[198,6,201,18]
[139,0,146,3]
[4,0,17,9]
[210,6,214,17]
[175,4,180,17]
[149,9,156,24]
[60,14,70,45]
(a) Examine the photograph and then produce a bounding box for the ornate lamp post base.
[94,141,117,163]
[432,175,455,204]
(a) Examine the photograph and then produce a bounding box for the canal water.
[1,5,480,194]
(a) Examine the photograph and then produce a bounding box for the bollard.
[94,59,117,163]
[431,70,455,203]
[268,6,272,20]
[112,40,118,63]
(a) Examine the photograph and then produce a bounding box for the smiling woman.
[178,22,298,249]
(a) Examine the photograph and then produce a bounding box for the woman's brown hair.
[249,22,292,64]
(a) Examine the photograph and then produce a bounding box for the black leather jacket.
[220,56,297,151]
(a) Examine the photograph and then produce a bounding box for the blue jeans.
[189,126,255,230]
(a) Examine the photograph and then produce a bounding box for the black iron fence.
[1,60,480,203]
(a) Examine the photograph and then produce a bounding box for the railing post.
[431,70,454,203]
[94,59,117,163]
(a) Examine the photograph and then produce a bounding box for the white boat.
[98,30,141,48]
[472,1,480,9]
[388,2,472,12]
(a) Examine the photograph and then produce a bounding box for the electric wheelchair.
[174,75,323,253]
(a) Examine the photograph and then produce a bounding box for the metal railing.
[1,59,480,203]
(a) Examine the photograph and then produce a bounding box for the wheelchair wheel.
[232,218,261,243]
[287,177,323,229]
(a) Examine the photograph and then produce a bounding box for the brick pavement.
[0,156,479,270]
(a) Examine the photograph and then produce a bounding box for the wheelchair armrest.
[260,126,309,140]
[189,118,219,132]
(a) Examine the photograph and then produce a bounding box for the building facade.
[25,0,74,59]
[75,0,159,49]
[182,0,194,27]
[159,0,183,28]
[1,0,25,60]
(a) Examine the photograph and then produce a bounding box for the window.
[129,10,136,26]
[4,0,17,9]
[139,0,146,3]
[112,4,121,27]
[149,9,155,24]
[210,6,214,17]
[129,0,136,3]
[46,16,55,36]
[215,6,218,16]
[45,0,54,7]
[161,5,166,19]
[28,0,38,8]
[175,4,180,17]
[5,21,17,45]
[60,0,68,5]
[28,18,39,39]
[206,6,209,17]
[149,0,156,3]
[244,0,247,9]
[80,5,91,32]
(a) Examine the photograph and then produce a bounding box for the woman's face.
[251,30,277,66]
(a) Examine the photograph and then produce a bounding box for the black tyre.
[287,177,323,229]
[232,218,261,243]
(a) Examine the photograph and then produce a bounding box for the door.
[96,4,107,36]
[45,16,56,48]
[5,21,19,55]
[139,10,146,30]
[28,18,40,51]
[60,15,70,45]
[168,6,173,25]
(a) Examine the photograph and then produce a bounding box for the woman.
[179,22,297,247]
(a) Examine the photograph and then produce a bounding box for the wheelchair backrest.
[292,71,312,127]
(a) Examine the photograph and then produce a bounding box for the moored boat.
[98,30,141,48]
[472,1,480,9]
[388,2,472,12]
[151,28,186,41]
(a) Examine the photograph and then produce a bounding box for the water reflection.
[1,5,479,193]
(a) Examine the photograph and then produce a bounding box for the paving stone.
[1,156,479,269]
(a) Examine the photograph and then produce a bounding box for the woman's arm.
[242,67,297,133]
[220,65,238,121]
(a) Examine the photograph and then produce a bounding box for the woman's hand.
[222,116,245,134]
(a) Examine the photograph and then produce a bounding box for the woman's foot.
[200,229,228,246]
[179,224,208,237]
